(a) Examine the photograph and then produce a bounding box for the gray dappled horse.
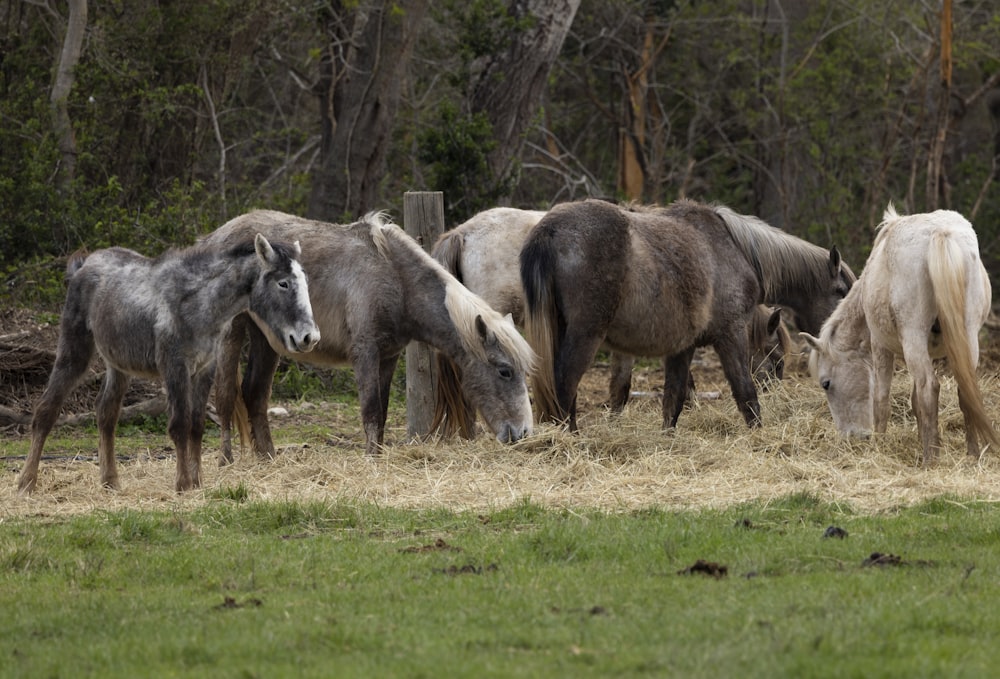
[18,235,318,494]
[203,210,536,461]
[431,206,798,437]
[520,198,855,432]
[801,204,997,465]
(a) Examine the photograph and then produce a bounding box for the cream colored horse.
[802,204,997,464]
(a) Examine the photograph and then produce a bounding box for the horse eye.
[821,378,831,391]
[277,279,290,290]
[498,366,514,381]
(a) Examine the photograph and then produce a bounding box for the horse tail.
[520,234,562,422]
[928,232,1000,454]
[232,372,251,450]
[431,229,465,283]
[427,231,480,438]
[65,249,88,279]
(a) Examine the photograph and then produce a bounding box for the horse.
[800,204,998,465]
[201,210,537,461]
[519,198,854,432]
[17,235,319,494]
[432,203,836,434]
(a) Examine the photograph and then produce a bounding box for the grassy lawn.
[3,493,999,678]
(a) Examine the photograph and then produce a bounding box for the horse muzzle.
[288,327,321,353]
[495,421,532,444]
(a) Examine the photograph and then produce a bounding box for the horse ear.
[475,315,495,345]
[766,307,782,335]
[828,246,842,276]
[799,332,821,352]
[292,239,302,258]
[254,233,276,264]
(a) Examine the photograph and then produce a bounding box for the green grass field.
[3,493,999,678]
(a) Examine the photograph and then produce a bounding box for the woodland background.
[1,0,999,308]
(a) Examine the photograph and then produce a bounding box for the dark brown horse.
[202,210,536,461]
[520,198,854,431]
[430,207,799,436]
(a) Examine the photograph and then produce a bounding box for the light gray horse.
[18,235,318,494]
[802,204,997,464]
[203,210,536,461]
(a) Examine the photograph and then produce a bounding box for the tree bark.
[468,0,581,204]
[50,0,88,193]
[307,0,430,221]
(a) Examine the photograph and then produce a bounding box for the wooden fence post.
[403,191,445,440]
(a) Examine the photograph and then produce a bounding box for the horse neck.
[175,248,259,327]
[407,267,473,362]
[828,285,870,353]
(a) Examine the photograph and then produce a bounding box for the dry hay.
[4,346,1000,520]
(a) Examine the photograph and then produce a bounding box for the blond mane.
[370,214,536,374]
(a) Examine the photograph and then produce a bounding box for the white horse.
[801,204,997,464]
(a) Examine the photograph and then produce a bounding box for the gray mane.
[712,204,855,299]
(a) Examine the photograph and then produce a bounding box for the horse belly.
[604,268,710,356]
[604,303,703,357]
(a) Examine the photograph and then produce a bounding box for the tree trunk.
[468,0,581,204]
[926,0,953,210]
[50,0,88,194]
[307,0,430,221]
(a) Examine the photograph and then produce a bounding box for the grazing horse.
[519,198,853,431]
[18,235,318,494]
[202,210,536,461]
[801,204,997,464]
[431,207,796,437]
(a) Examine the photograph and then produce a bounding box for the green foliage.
[418,100,517,223]
[441,0,536,85]
[4,498,1000,676]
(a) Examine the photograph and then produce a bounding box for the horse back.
[446,208,543,323]
[521,199,631,329]
[606,204,752,355]
[206,210,408,365]
[61,248,162,377]
[862,210,988,357]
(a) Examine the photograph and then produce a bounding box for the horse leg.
[713,333,762,428]
[957,385,982,460]
[661,348,695,428]
[353,346,397,456]
[94,368,130,490]
[554,332,605,431]
[243,323,281,459]
[187,367,215,489]
[215,315,247,466]
[160,360,197,491]
[375,355,399,448]
[904,351,940,466]
[607,352,634,412]
[18,331,95,494]
[871,346,894,434]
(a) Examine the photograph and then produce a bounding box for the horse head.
[800,314,874,437]
[447,307,535,444]
[748,306,789,390]
[248,234,320,354]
